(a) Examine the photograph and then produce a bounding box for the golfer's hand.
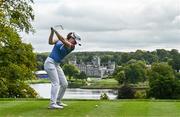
[53,29,58,34]
[51,27,54,32]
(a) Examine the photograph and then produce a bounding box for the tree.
[143,51,158,64]
[0,0,37,98]
[120,52,131,64]
[148,63,180,99]
[0,0,34,33]
[37,61,44,70]
[63,64,79,80]
[170,49,179,57]
[101,55,112,64]
[133,50,145,61]
[125,60,147,83]
[156,49,170,62]
[168,49,180,72]
[36,52,52,70]
[113,66,124,83]
[113,60,147,85]
[112,53,122,65]
[77,71,87,81]
[115,71,126,84]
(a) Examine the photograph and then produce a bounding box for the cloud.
[22,0,180,52]
[33,0,180,31]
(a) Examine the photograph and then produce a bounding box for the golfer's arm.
[48,30,57,45]
[54,30,72,48]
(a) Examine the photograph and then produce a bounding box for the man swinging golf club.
[44,26,81,109]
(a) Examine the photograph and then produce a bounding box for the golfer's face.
[69,38,77,45]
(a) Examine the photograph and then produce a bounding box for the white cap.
[71,32,82,46]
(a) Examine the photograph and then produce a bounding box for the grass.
[82,79,119,89]
[1,99,180,117]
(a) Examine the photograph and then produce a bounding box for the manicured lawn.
[1,99,180,117]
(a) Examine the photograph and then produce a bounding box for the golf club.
[53,25,82,46]
[53,25,64,30]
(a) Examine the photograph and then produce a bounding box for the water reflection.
[30,84,117,100]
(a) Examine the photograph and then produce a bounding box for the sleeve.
[59,43,64,50]
[55,40,63,50]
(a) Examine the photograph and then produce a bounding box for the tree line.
[37,49,180,72]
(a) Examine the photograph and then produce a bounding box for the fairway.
[1,100,180,117]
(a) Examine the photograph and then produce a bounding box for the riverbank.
[26,78,120,89]
[82,78,119,89]
[27,78,148,89]
[1,99,180,117]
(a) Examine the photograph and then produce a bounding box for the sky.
[21,0,180,52]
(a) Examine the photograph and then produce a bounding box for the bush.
[0,80,38,98]
[135,91,147,99]
[117,85,135,99]
[7,81,38,98]
[100,93,109,100]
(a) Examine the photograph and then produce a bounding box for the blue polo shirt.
[49,40,74,63]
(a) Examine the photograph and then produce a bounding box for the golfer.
[44,27,81,109]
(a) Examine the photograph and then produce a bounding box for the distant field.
[82,79,119,89]
[1,99,180,117]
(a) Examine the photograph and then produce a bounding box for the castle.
[69,56,115,78]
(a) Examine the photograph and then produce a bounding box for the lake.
[30,83,117,100]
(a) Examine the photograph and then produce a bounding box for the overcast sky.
[21,0,180,52]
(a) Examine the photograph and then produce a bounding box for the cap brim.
[75,40,81,46]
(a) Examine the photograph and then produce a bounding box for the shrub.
[117,85,135,99]
[135,90,147,99]
[100,93,109,100]
[7,81,38,98]
[0,80,37,98]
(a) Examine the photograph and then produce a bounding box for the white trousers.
[44,57,68,105]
